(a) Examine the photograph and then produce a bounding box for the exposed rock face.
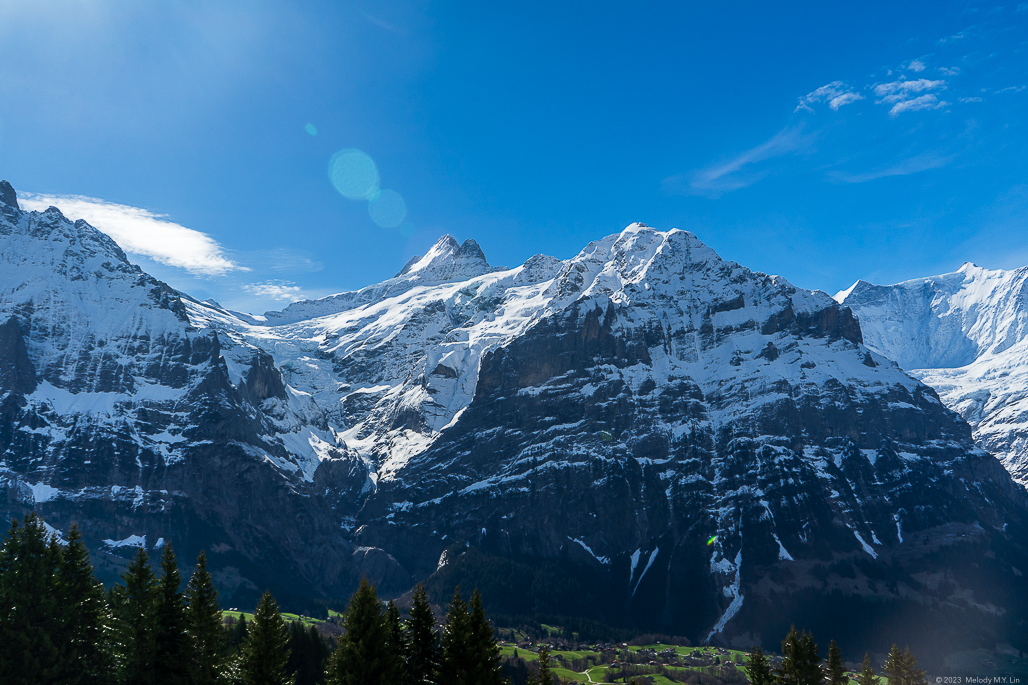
[838,264,1028,487]
[0,185,385,607]
[1,180,1026,660]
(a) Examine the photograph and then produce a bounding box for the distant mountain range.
[1,180,1026,662]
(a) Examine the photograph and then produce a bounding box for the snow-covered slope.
[3,178,1027,655]
[837,263,1028,485]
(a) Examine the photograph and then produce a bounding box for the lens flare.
[305,123,318,136]
[368,189,406,228]
[328,149,380,200]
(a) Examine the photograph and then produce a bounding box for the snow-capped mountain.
[2,180,1026,658]
[837,263,1028,486]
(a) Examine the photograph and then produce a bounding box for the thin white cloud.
[19,193,245,277]
[888,94,949,116]
[828,153,953,183]
[663,127,810,196]
[996,85,1026,93]
[960,96,984,103]
[873,78,946,103]
[795,81,864,112]
[242,281,305,302]
[939,66,961,76]
[906,59,927,72]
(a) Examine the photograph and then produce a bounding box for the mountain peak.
[394,234,504,281]
[0,180,18,210]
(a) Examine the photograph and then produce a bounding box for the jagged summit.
[0,180,19,210]
[395,234,503,280]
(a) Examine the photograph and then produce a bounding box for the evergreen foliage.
[746,646,773,685]
[826,640,845,685]
[0,514,63,684]
[405,583,440,685]
[326,577,397,685]
[187,550,228,685]
[153,545,190,685]
[286,622,330,685]
[527,645,554,685]
[112,545,159,685]
[386,600,407,684]
[467,589,505,685]
[776,626,823,685]
[883,645,927,685]
[438,586,474,685]
[239,590,293,685]
[55,524,114,685]
[858,653,880,685]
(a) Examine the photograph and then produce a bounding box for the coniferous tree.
[777,626,823,685]
[826,640,846,685]
[187,550,227,685]
[239,591,293,685]
[0,514,63,684]
[747,646,773,685]
[879,641,904,682]
[112,545,159,685]
[228,614,249,651]
[527,645,555,685]
[153,544,190,685]
[467,590,504,685]
[287,622,331,685]
[326,578,396,685]
[54,524,114,685]
[405,584,440,685]
[386,600,407,684]
[437,586,473,685]
[858,653,880,685]
[901,648,927,685]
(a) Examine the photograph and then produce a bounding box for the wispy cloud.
[872,78,948,116]
[663,127,811,196]
[888,94,949,116]
[906,59,927,72]
[795,81,864,112]
[828,153,954,183]
[960,96,984,103]
[242,280,305,302]
[996,85,1026,93]
[19,193,245,276]
[939,66,961,76]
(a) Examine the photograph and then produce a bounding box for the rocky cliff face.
[838,264,1028,487]
[0,184,378,607]
[2,180,1026,659]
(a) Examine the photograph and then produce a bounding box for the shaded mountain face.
[0,186,378,607]
[1,182,1026,660]
[838,264,1028,487]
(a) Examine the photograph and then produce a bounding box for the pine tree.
[287,622,331,685]
[326,577,396,685]
[54,523,114,685]
[777,626,822,685]
[437,586,473,685]
[405,583,440,685]
[112,545,159,685]
[747,646,773,685]
[858,653,879,685]
[529,645,555,685]
[467,590,504,685]
[239,590,292,685]
[0,514,63,684]
[229,614,249,650]
[153,544,190,685]
[901,648,927,685]
[187,550,227,685]
[386,600,407,683]
[826,640,845,685]
[883,645,906,685]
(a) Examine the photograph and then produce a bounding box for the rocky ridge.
[1,181,1026,658]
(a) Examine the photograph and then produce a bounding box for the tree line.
[0,513,506,685]
[746,627,928,685]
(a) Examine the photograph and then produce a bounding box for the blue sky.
[1,0,1025,313]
